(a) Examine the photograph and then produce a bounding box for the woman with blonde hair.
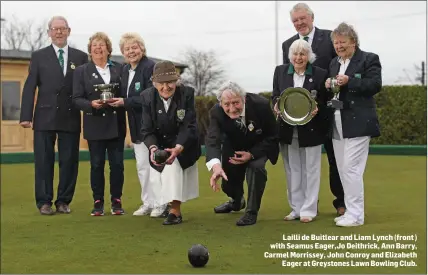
[108,33,165,217]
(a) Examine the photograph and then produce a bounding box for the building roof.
[0,49,187,69]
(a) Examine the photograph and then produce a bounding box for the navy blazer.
[120,56,155,143]
[282,27,337,71]
[205,93,279,165]
[272,63,329,147]
[72,61,126,141]
[327,48,382,139]
[141,85,201,172]
[20,45,87,132]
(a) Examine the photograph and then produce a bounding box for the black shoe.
[111,198,125,215]
[214,197,245,213]
[162,213,183,225]
[160,204,171,218]
[91,200,104,216]
[236,212,257,226]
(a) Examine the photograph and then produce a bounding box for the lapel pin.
[309,78,313,82]
[248,123,254,132]
[158,110,162,114]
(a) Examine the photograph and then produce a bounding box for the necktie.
[58,49,64,70]
[234,117,246,133]
[303,36,309,42]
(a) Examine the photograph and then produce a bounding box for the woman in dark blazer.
[72,32,126,216]
[109,33,161,217]
[141,61,201,225]
[325,22,382,227]
[272,39,329,223]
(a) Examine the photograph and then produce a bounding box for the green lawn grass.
[1,155,426,274]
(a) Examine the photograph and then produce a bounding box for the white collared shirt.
[293,71,306,88]
[299,27,315,45]
[338,57,351,75]
[161,96,173,112]
[127,68,136,97]
[95,63,111,84]
[52,44,68,76]
[206,104,246,171]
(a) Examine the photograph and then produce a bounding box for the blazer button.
[56,107,59,109]
[69,108,71,111]
[163,135,166,138]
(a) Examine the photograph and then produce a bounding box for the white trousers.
[280,133,322,218]
[332,111,370,223]
[133,143,159,207]
[148,159,199,206]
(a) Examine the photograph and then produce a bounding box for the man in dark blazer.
[206,81,279,226]
[282,2,344,215]
[19,16,87,215]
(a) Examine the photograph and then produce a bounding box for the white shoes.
[133,205,152,216]
[284,213,300,221]
[150,205,167,218]
[334,215,345,223]
[335,216,364,227]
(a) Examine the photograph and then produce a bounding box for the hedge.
[195,85,427,145]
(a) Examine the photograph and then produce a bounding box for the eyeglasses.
[49,27,69,33]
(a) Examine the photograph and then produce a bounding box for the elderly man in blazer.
[282,2,344,216]
[73,32,127,216]
[326,23,382,227]
[19,16,87,215]
[206,81,279,226]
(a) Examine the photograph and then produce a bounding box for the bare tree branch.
[1,16,49,51]
[179,48,226,96]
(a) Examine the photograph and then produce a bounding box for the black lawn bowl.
[154,149,170,164]
[188,244,209,268]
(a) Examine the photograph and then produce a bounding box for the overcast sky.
[1,1,426,94]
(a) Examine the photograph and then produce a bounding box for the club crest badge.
[70,62,75,70]
[248,122,255,132]
[177,109,185,121]
[135,82,141,91]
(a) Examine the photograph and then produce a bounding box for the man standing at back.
[19,16,88,215]
[282,3,345,215]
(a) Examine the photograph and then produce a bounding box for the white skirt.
[148,158,199,206]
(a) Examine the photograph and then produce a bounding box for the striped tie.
[58,49,64,70]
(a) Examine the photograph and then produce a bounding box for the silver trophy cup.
[327,77,343,109]
[94,83,118,103]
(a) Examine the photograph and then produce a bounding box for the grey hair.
[216,81,246,102]
[288,39,317,64]
[331,22,360,47]
[289,3,314,19]
[48,16,69,29]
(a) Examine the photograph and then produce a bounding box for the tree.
[179,48,226,96]
[1,15,49,51]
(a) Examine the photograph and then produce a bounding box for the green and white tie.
[58,49,64,70]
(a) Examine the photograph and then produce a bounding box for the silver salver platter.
[278,87,317,126]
